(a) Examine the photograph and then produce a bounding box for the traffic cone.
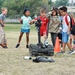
[54,37,60,53]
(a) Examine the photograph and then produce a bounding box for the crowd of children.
[0,6,75,55]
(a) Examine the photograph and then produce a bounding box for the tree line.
[0,0,69,18]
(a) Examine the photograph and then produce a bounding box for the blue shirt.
[21,15,32,29]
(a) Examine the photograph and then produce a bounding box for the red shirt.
[36,16,49,31]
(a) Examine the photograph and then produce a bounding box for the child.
[35,8,49,47]
[0,7,8,48]
[71,18,75,52]
[58,6,75,54]
[69,13,75,47]
[16,8,33,48]
[72,28,75,51]
[48,8,61,47]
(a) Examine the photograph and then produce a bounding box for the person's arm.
[46,12,51,20]
[68,22,70,34]
[18,18,23,24]
[67,16,71,34]
[29,19,36,25]
[0,19,4,27]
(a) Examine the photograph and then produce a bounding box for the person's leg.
[70,34,73,47]
[0,26,7,48]
[51,33,55,46]
[58,32,66,54]
[16,32,24,48]
[62,32,68,52]
[26,32,29,48]
[3,34,8,48]
[43,31,48,46]
[57,33,62,48]
[53,33,57,47]
[66,33,72,50]
[18,32,24,44]
[66,33,75,54]
[68,35,75,54]
[67,42,72,50]
[0,34,6,48]
[51,33,57,47]
[62,42,66,52]
[0,26,4,44]
[73,35,75,49]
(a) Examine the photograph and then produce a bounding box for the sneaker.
[4,46,8,48]
[26,45,29,48]
[15,44,20,48]
[45,43,48,48]
[42,45,45,49]
[68,50,75,55]
[0,44,8,48]
[57,51,65,54]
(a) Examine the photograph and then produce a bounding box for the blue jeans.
[62,32,69,43]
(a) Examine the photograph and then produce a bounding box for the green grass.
[0,24,75,75]
[4,24,36,32]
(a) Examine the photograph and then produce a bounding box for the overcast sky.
[52,0,75,3]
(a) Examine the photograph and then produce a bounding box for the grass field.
[0,24,75,75]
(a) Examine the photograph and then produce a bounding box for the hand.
[2,25,5,27]
[67,30,70,35]
[57,30,61,34]
[18,18,21,22]
[29,19,36,24]
[1,24,5,27]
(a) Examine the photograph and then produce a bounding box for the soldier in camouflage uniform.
[48,8,61,46]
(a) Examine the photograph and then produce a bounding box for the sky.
[69,0,75,3]
[52,0,75,3]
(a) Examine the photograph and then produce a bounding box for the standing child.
[71,18,75,53]
[58,6,75,54]
[69,13,75,47]
[16,8,33,48]
[48,8,61,47]
[35,8,49,47]
[0,7,8,48]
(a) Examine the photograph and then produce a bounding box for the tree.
[0,0,5,13]
[48,0,55,10]
[55,0,69,7]
[2,0,50,18]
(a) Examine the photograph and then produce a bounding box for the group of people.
[0,6,75,55]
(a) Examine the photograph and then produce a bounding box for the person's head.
[23,8,30,17]
[59,6,67,16]
[1,7,7,15]
[69,13,75,18]
[51,7,58,16]
[40,8,46,17]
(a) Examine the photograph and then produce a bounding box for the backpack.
[65,14,74,30]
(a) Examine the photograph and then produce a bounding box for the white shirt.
[62,15,70,32]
